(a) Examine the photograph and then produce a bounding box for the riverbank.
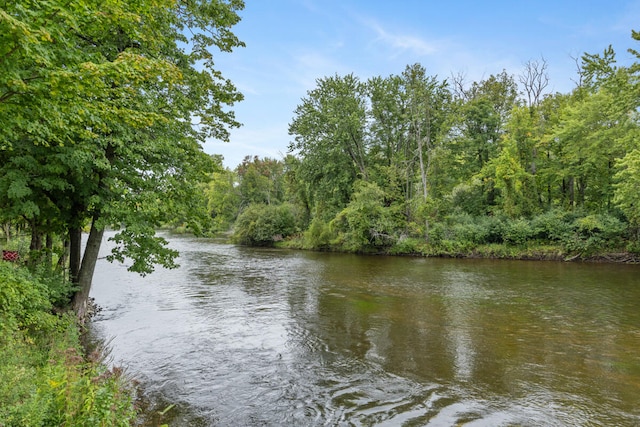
[274,235,640,264]
[0,262,136,426]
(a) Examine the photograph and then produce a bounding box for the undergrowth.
[0,262,136,426]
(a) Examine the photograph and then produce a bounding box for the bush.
[303,217,334,249]
[0,264,136,427]
[479,215,506,243]
[561,213,626,254]
[502,218,534,246]
[329,181,398,252]
[0,263,56,335]
[530,209,574,242]
[389,237,426,255]
[439,213,505,246]
[234,203,300,246]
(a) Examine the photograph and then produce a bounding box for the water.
[90,232,640,426]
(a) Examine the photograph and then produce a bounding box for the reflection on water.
[90,232,640,426]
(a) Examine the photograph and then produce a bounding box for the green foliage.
[450,180,487,216]
[0,263,55,334]
[614,149,640,227]
[502,218,534,246]
[330,181,398,252]
[1,0,246,314]
[236,156,286,207]
[303,217,335,249]
[288,74,368,218]
[561,213,626,254]
[205,167,241,231]
[221,30,640,259]
[388,237,427,255]
[530,209,575,242]
[107,227,179,275]
[0,264,135,426]
[489,139,539,217]
[233,203,300,246]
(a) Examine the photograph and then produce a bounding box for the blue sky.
[205,0,640,168]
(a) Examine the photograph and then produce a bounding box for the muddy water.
[90,232,640,426]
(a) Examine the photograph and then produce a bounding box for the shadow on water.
[89,232,640,426]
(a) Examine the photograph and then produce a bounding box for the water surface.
[90,232,640,426]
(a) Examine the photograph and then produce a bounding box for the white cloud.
[361,17,440,58]
[284,50,350,92]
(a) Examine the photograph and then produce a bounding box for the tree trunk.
[57,238,70,279]
[72,218,104,322]
[2,222,11,241]
[45,234,53,270]
[69,227,82,283]
[30,222,43,251]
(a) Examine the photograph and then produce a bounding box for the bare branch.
[519,57,549,107]
[569,54,584,88]
[450,71,469,100]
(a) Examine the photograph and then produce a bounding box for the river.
[89,232,640,426]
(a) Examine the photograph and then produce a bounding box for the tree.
[451,71,519,176]
[205,166,241,232]
[236,156,286,206]
[614,149,640,241]
[331,181,398,252]
[288,74,369,220]
[448,70,519,212]
[0,0,245,319]
[612,30,640,242]
[233,203,299,246]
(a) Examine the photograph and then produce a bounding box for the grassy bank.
[272,210,640,264]
[277,234,640,263]
[0,262,136,426]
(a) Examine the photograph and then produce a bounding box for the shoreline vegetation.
[277,237,640,264]
[236,232,640,265]
[0,260,136,426]
[200,203,640,265]
[200,35,640,266]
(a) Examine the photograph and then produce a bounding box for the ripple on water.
[90,233,640,426]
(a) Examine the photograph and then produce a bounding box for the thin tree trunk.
[69,227,82,283]
[57,238,70,279]
[45,234,53,270]
[417,127,430,243]
[2,222,11,242]
[72,217,104,322]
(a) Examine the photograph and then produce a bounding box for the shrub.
[530,209,573,242]
[561,213,627,254]
[0,265,136,427]
[234,203,300,246]
[329,181,398,252]
[440,213,505,246]
[303,217,334,249]
[0,263,55,335]
[479,215,506,243]
[389,237,426,255]
[502,218,534,246]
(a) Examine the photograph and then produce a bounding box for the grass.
[0,262,137,427]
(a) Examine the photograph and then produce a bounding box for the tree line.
[209,31,640,258]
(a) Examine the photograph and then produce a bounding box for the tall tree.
[288,74,368,219]
[0,0,245,319]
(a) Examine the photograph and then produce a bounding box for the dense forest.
[206,33,640,259]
